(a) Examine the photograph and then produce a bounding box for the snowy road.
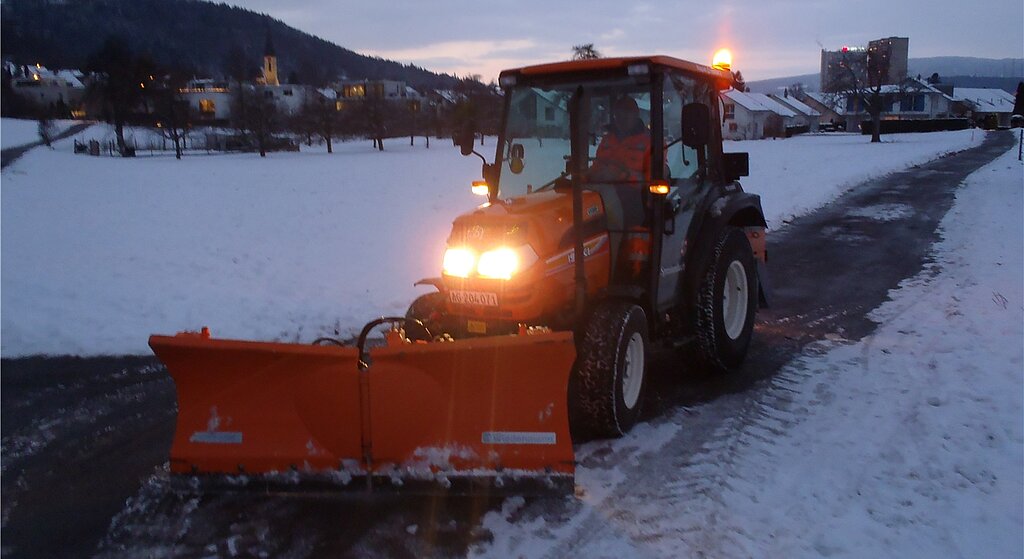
[0,131,1018,558]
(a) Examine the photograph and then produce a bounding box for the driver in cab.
[588,96,651,183]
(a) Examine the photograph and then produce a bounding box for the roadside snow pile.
[1,118,82,149]
[473,145,1023,558]
[1,118,41,149]
[0,129,987,356]
[729,129,985,224]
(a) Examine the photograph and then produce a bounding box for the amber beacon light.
[712,49,732,71]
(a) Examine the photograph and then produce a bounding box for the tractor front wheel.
[571,301,649,439]
[405,291,445,342]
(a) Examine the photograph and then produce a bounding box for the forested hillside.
[1,0,462,88]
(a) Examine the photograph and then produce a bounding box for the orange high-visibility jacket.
[590,130,651,182]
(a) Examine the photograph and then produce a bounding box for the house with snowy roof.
[720,90,798,140]
[768,93,821,132]
[800,92,846,129]
[952,88,1016,128]
[6,62,87,116]
[804,78,955,132]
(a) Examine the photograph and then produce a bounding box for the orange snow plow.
[149,321,576,491]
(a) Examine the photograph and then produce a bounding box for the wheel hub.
[723,260,749,340]
[622,332,644,409]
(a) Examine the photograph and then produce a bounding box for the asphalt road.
[0,130,1014,558]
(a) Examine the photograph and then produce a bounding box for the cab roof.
[500,55,735,90]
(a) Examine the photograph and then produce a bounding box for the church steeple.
[262,29,279,86]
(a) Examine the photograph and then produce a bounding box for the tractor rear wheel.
[571,301,648,439]
[695,226,758,372]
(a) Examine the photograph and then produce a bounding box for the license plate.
[449,290,498,307]
[467,320,487,334]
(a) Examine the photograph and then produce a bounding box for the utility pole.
[1013,115,1023,161]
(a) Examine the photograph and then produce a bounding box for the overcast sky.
[225,0,1023,82]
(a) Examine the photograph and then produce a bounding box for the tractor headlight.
[442,247,476,278]
[477,247,519,280]
[443,245,538,280]
[478,245,538,280]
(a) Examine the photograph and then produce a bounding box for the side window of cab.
[663,74,711,182]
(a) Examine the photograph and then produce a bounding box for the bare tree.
[572,44,601,60]
[151,75,193,159]
[824,49,891,143]
[85,36,156,155]
[232,85,280,157]
[37,116,55,147]
[297,92,340,153]
[362,95,389,151]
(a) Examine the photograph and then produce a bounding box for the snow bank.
[2,138,480,356]
[473,144,1023,558]
[729,129,985,225]
[0,130,987,356]
[1,118,83,149]
[1,118,41,149]
[694,144,1024,558]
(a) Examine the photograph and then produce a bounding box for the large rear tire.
[571,301,649,439]
[695,227,758,372]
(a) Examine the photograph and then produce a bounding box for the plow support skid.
[149,332,577,483]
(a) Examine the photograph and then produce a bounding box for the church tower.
[262,30,279,86]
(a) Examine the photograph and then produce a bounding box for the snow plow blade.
[149,329,577,491]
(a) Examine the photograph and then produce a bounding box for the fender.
[414,277,445,291]
[681,189,771,315]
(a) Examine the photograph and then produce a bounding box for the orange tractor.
[150,55,769,491]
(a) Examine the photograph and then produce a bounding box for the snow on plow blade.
[149,330,577,490]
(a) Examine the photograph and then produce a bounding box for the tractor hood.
[447,190,606,256]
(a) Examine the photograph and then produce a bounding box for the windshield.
[497,78,652,199]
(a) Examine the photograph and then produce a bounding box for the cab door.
[656,73,713,311]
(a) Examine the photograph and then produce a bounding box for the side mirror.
[681,103,710,148]
[457,127,475,156]
[509,143,525,174]
[722,152,749,182]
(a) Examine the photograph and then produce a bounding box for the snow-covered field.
[1,117,83,149]
[473,143,1024,558]
[0,129,985,356]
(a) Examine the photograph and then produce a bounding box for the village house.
[5,62,87,116]
[952,87,1017,128]
[180,78,232,122]
[333,78,425,113]
[720,90,798,140]
[800,92,847,129]
[768,93,821,132]
[801,77,955,132]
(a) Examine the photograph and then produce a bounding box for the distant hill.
[0,0,463,89]
[746,73,819,94]
[747,57,1023,94]
[907,57,1024,78]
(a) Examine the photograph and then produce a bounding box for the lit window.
[199,99,216,114]
[343,84,365,98]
